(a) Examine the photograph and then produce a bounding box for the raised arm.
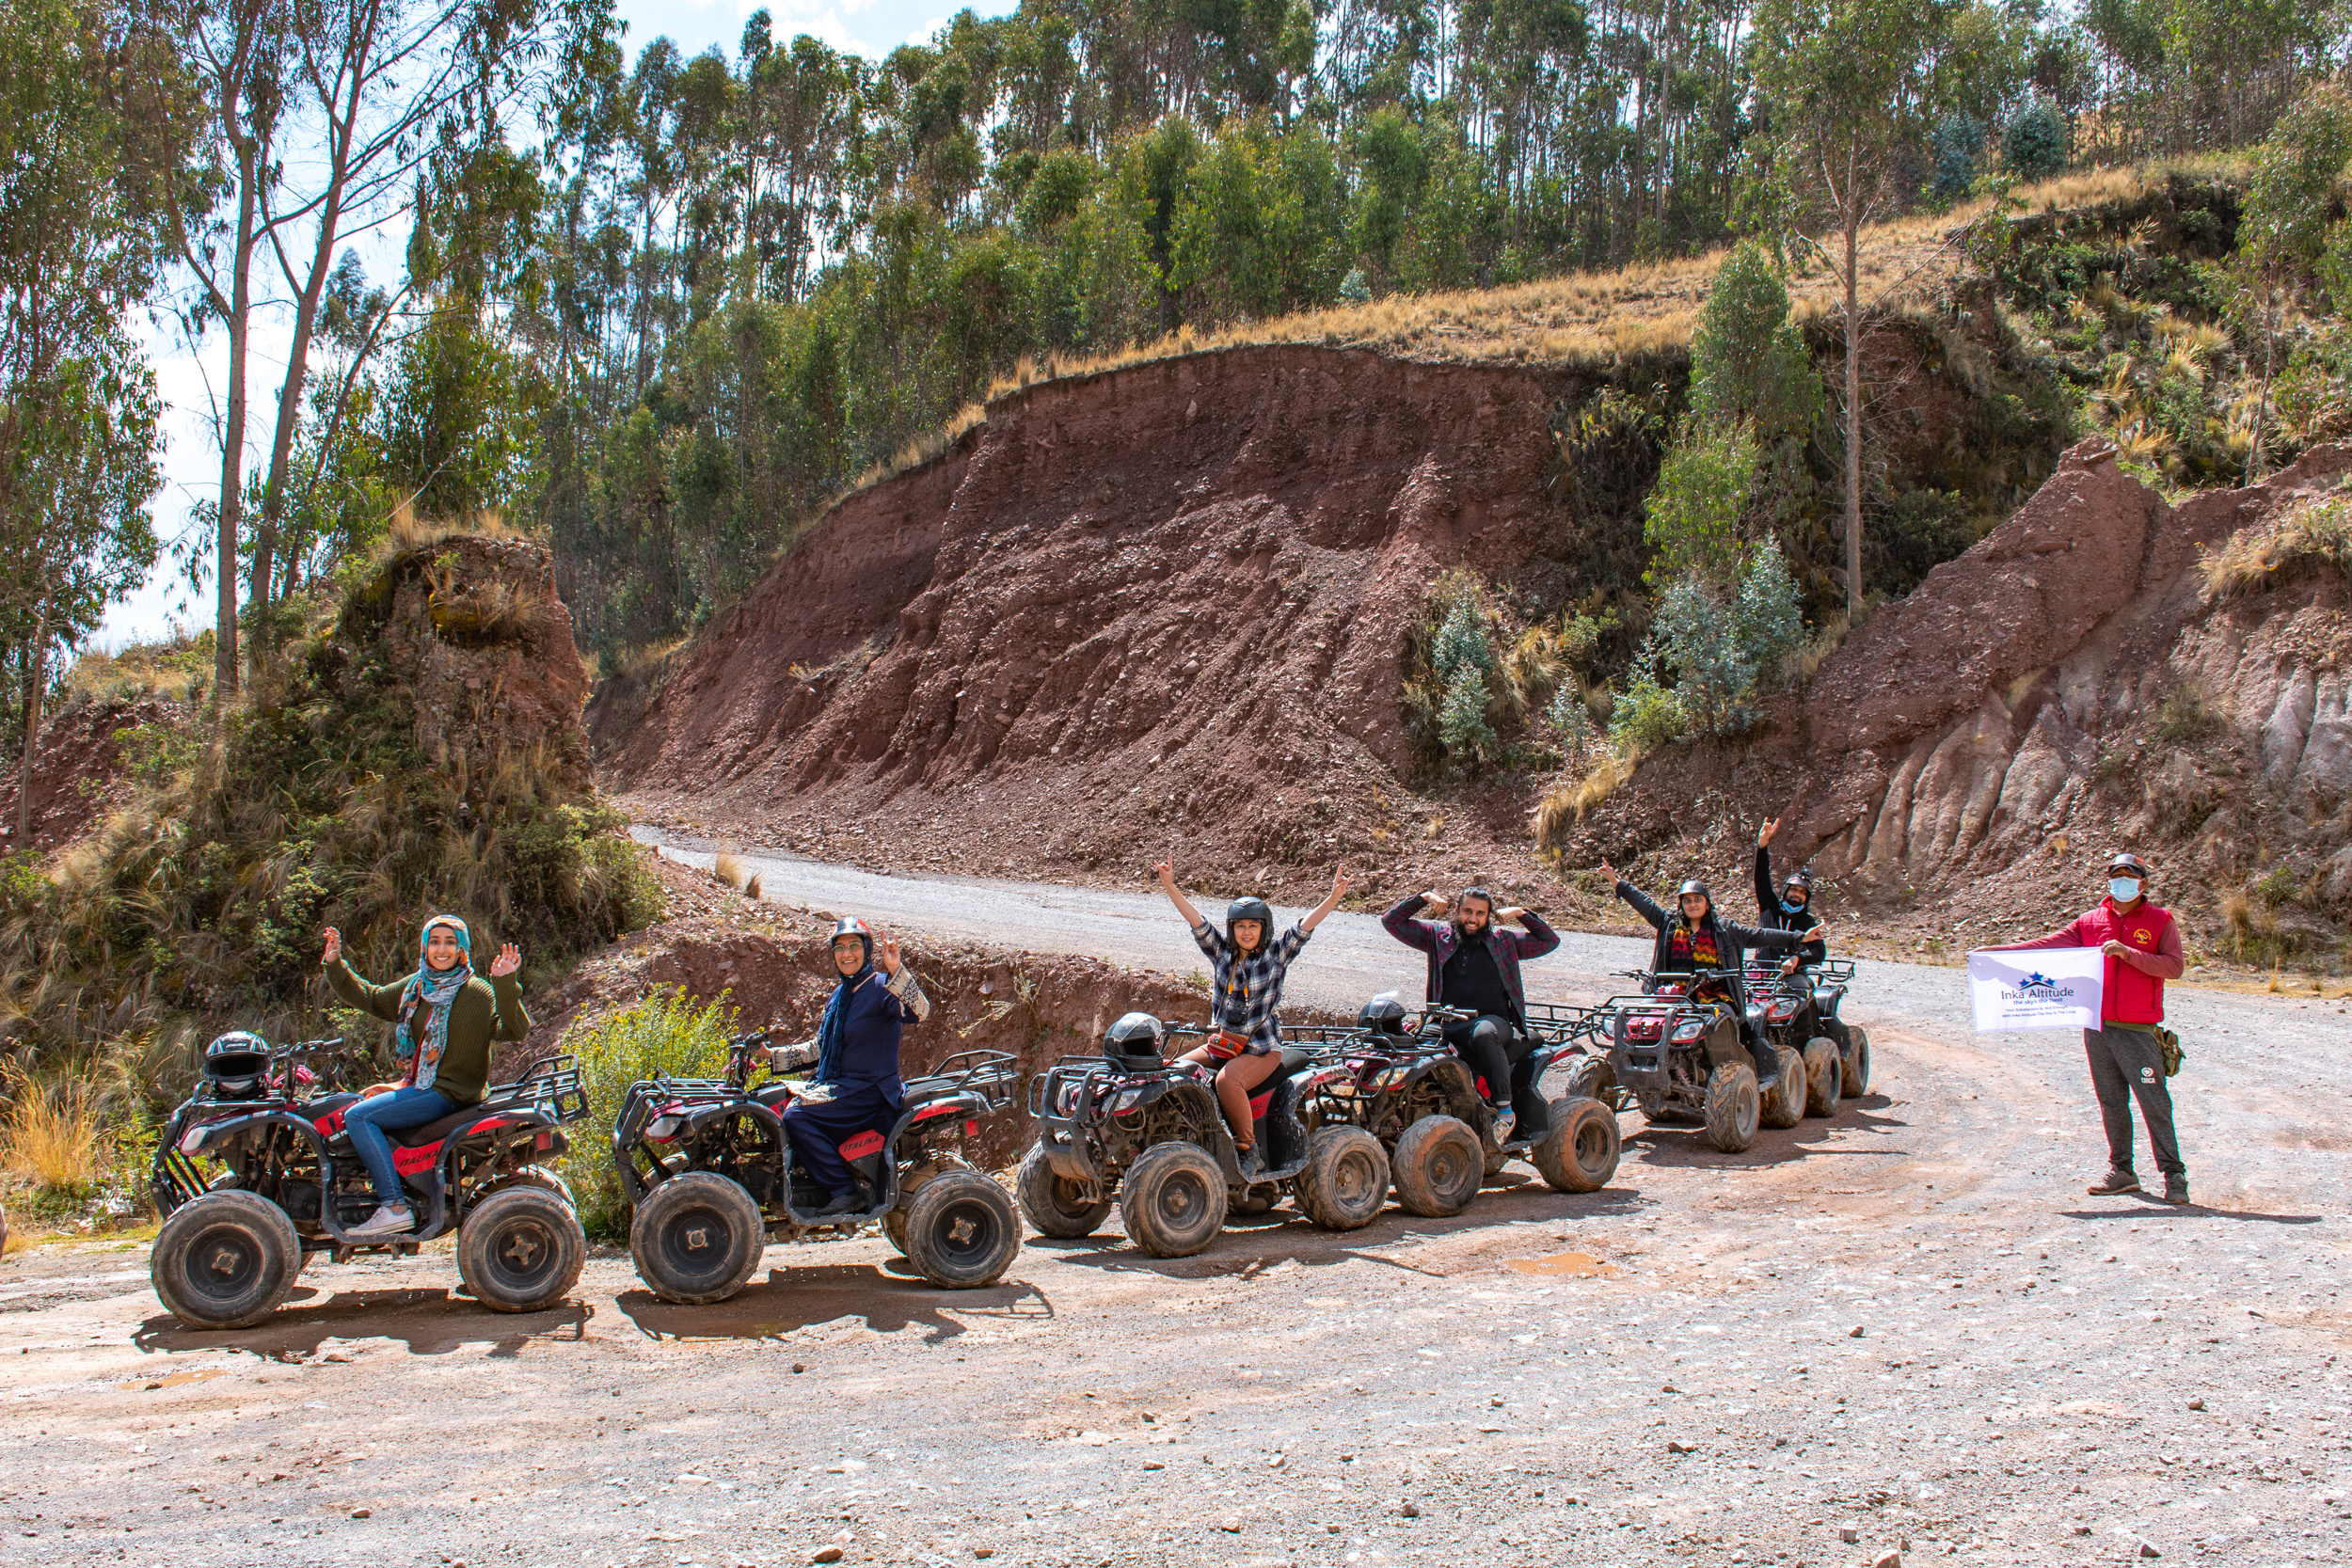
[1755,823,1779,917]
[1299,865,1352,933]
[486,943,532,1041]
[321,927,405,1022]
[1599,862,1668,931]
[1492,904,1561,960]
[1153,858,1211,934]
[1381,892,1444,952]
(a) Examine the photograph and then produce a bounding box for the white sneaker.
[348,1204,414,1239]
[1489,1106,1518,1143]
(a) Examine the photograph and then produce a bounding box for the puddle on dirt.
[1503,1251,1623,1278]
[129,1368,226,1390]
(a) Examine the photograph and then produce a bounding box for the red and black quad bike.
[1016,1013,1391,1259]
[1555,968,1794,1154]
[151,1037,591,1330]
[1315,995,1622,1217]
[1741,957,1869,1114]
[612,1032,1024,1304]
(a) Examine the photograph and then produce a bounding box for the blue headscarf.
[812,937,873,1085]
[393,916,473,1092]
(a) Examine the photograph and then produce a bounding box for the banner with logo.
[1966,946,2106,1032]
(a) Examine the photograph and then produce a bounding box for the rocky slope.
[596,344,1589,907]
[1549,436,2352,960]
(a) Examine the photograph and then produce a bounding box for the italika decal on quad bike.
[1741,956,1872,1113]
[1018,1013,1391,1259]
[151,1036,591,1329]
[611,1032,1023,1304]
[1556,968,1793,1154]
[1320,994,1621,1216]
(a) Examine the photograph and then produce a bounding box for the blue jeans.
[344,1087,457,1204]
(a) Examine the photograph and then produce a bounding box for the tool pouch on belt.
[2156,1025,2185,1077]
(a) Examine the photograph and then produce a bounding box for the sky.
[96,0,1014,652]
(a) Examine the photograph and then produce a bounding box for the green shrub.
[1645,420,1759,588]
[2002,100,2068,182]
[1617,543,1805,743]
[1688,242,1820,443]
[1609,670,1689,751]
[557,988,739,1240]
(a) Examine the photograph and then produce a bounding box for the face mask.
[2108,878,2141,903]
[1781,895,1807,914]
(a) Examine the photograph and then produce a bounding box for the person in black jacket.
[1598,861,1824,1089]
[1754,818,1826,974]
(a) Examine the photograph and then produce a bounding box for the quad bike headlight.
[1109,1086,1145,1114]
[1670,1020,1708,1043]
[644,1114,683,1141]
[1054,1081,1083,1117]
[178,1124,212,1157]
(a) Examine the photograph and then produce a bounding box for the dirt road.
[5,861,2348,1568]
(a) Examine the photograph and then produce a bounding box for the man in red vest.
[1992,853,2187,1204]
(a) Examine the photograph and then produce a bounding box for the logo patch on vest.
[2133,928,2153,944]
[2139,1066,2156,1082]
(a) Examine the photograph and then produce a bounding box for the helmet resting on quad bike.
[1357,990,1413,1036]
[1104,1011,1166,1065]
[203,1031,272,1098]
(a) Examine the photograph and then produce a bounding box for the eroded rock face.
[1562,436,2352,941]
[597,346,1571,893]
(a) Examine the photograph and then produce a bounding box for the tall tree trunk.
[216,140,260,704]
[1842,214,1863,623]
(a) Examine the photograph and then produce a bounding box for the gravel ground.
[4,854,2347,1568]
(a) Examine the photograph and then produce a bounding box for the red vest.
[2082,898,2172,1024]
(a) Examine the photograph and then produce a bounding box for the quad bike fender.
[159,1109,331,1222]
[1408,1057,1486,1124]
[615,1099,784,1206]
[1703,1015,1748,1074]
[889,1090,990,1147]
[438,1107,569,1205]
[1260,1069,1335,1171]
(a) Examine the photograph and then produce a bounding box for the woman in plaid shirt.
[1153,857,1352,1174]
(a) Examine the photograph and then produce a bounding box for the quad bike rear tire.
[462,1186,587,1313]
[1760,1046,1807,1129]
[882,1160,937,1254]
[1015,1147,1109,1239]
[1120,1142,1229,1258]
[1391,1116,1483,1217]
[1533,1096,1622,1193]
[1295,1126,1391,1231]
[901,1170,1020,1289]
[627,1172,763,1305]
[151,1189,301,1330]
[1841,1026,1872,1098]
[1803,1037,1843,1117]
[1703,1063,1760,1153]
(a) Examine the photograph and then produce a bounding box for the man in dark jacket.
[1381,887,1560,1139]
[780,917,930,1217]
[1754,818,1826,973]
[1599,862,1823,1089]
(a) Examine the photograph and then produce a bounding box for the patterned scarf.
[394,916,473,1093]
[1670,921,1721,971]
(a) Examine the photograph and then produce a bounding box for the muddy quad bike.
[1804,958,1871,1097]
[1317,995,1621,1216]
[612,1032,1023,1304]
[151,1036,590,1330]
[1556,969,1797,1154]
[1743,958,1846,1117]
[1018,1013,1391,1258]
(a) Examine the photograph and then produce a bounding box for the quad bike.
[1017,1014,1391,1258]
[1313,996,1621,1217]
[1743,958,1844,1117]
[151,1036,590,1330]
[1807,958,1872,1097]
[1555,969,1799,1154]
[612,1031,1023,1304]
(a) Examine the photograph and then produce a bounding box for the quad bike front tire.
[1533,1096,1622,1193]
[1391,1116,1483,1217]
[1295,1125,1391,1231]
[627,1172,763,1305]
[1760,1046,1807,1129]
[1120,1143,1230,1258]
[151,1189,302,1330]
[1840,1026,1872,1098]
[1803,1037,1843,1117]
[1559,1054,1617,1109]
[464,1186,588,1313]
[902,1170,1020,1289]
[1015,1148,1109,1240]
[1703,1063,1760,1153]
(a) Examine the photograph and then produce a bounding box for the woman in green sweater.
[323,916,532,1238]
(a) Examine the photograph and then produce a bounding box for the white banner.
[1967,946,2106,1032]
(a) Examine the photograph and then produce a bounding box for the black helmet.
[829,916,873,968]
[1358,990,1413,1037]
[1676,879,1711,901]
[1104,1011,1165,1066]
[2108,852,2149,879]
[1226,896,1274,946]
[203,1031,271,1099]
[1783,866,1813,897]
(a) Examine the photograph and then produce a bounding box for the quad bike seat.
[753,1080,802,1110]
[386,1104,500,1148]
[1279,1044,1311,1073]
